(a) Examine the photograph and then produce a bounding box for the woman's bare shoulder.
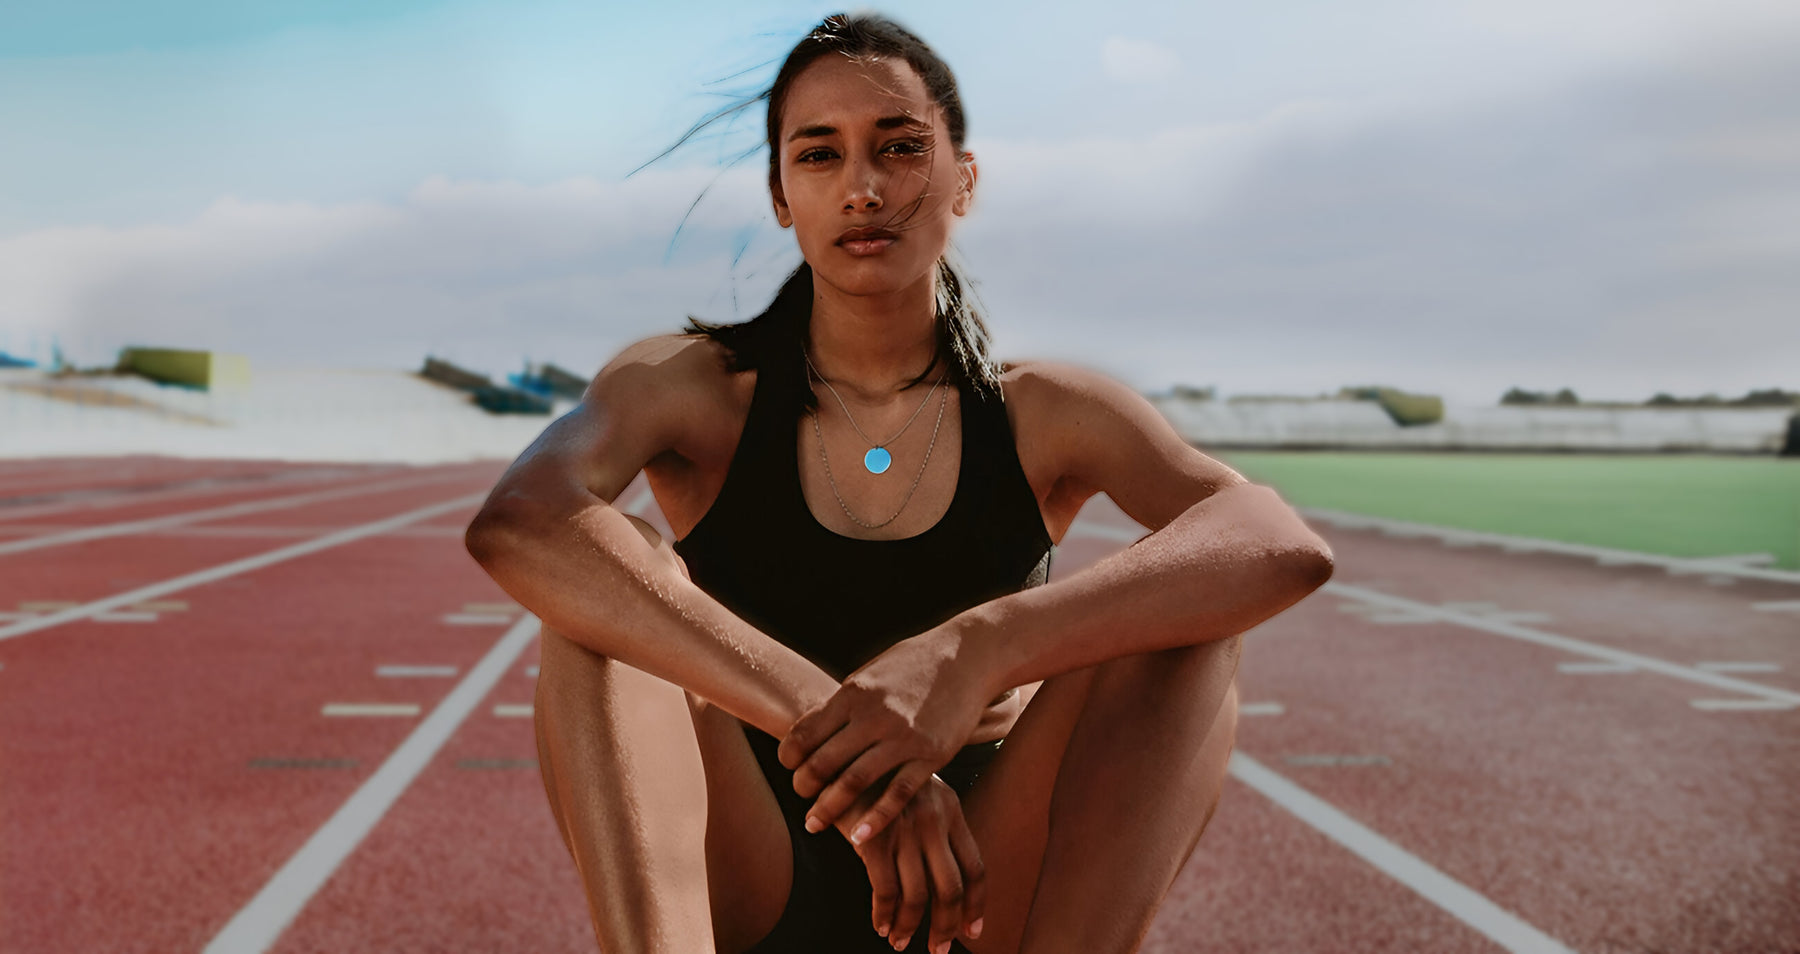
[585,333,754,459]
[592,333,739,394]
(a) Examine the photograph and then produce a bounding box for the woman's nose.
[841,158,883,212]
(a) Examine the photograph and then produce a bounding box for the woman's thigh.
[955,666,1100,954]
[686,693,796,954]
[957,658,1239,954]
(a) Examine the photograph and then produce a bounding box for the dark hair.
[677,12,1002,417]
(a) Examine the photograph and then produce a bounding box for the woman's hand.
[836,773,986,952]
[778,625,996,844]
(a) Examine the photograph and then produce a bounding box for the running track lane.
[6,461,1797,952]
[0,471,506,951]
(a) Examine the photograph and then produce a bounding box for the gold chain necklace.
[804,348,947,474]
[809,383,950,530]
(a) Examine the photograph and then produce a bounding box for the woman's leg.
[958,635,1243,954]
[532,515,793,953]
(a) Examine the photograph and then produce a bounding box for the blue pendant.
[863,446,892,474]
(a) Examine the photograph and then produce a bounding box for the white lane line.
[1690,698,1798,711]
[492,704,533,718]
[524,665,539,678]
[376,665,458,678]
[1283,754,1391,767]
[93,611,160,623]
[1240,702,1286,716]
[1751,600,1800,612]
[0,493,487,643]
[322,704,421,718]
[0,470,477,558]
[1302,508,1800,586]
[443,613,514,625]
[0,466,384,523]
[1695,662,1781,674]
[1327,583,1800,708]
[0,524,466,539]
[1557,661,1638,674]
[1230,751,1577,954]
[205,615,540,954]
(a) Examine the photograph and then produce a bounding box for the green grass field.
[1208,451,1800,571]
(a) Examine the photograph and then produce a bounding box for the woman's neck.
[805,269,942,402]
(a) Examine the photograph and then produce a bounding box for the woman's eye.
[885,140,927,156]
[797,149,836,164]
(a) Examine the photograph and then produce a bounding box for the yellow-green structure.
[120,348,251,390]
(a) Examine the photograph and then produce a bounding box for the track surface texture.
[2,457,1794,954]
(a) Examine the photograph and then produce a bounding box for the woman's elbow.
[1281,535,1335,594]
[465,498,538,570]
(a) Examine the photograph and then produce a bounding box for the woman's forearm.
[467,492,841,739]
[955,482,1334,695]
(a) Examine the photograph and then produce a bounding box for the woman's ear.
[771,182,794,229]
[952,151,978,216]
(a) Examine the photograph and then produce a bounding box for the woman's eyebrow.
[787,114,926,142]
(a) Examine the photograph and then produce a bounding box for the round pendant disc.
[863,446,892,474]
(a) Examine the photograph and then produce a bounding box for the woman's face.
[772,54,975,298]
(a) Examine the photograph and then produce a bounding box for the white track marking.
[461,602,519,614]
[0,470,476,558]
[1557,661,1638,674]
[92,611,159,623]
[0,466,382,522]
[492,704,533,718]
[1230,751,1578,954]
[0,524,466,539]
[1690,698,1798,711]
[524,665,539,678]
[1303,508,1800,586]
[1328,583,1800,708]
[1752,600,1800,612]
[375,666,458,678]
[442,613,514,625]
[322,704,421,717]
[1695,662,1781,674]
[1283,754,1391,767]
[1240,702,1286,716]
[204,615,540,954]
[0,493,486,643]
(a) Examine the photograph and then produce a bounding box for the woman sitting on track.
[466,12,1334,954]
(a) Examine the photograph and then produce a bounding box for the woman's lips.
[838,236,896,256]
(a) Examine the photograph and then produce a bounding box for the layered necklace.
[803,348,951,530]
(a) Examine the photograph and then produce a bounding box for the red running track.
[1,459,1794,953]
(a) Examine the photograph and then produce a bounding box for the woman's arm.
[465,337,841,739]
[780,361,1333,836]
[955,361,1332,692]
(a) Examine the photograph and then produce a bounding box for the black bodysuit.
[673,364,1053,953]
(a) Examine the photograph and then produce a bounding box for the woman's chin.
[812,254,937,298]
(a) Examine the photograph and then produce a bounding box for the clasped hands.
[777,625,996,951]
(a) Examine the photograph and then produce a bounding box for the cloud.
[2,34,1795,406]
[1100,37,1182,84]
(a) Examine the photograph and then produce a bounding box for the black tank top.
[673,365,1054,679]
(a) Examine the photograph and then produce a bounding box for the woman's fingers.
[842,760,936,846]
[891,819,930,951]
[917,807,969,954]
[946,805,987,942]
[791,720,876,802]
[776,695,846,770]
[807,743,910,839]
[860,835,901,940]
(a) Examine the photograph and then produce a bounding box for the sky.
[1,0,1796,406]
